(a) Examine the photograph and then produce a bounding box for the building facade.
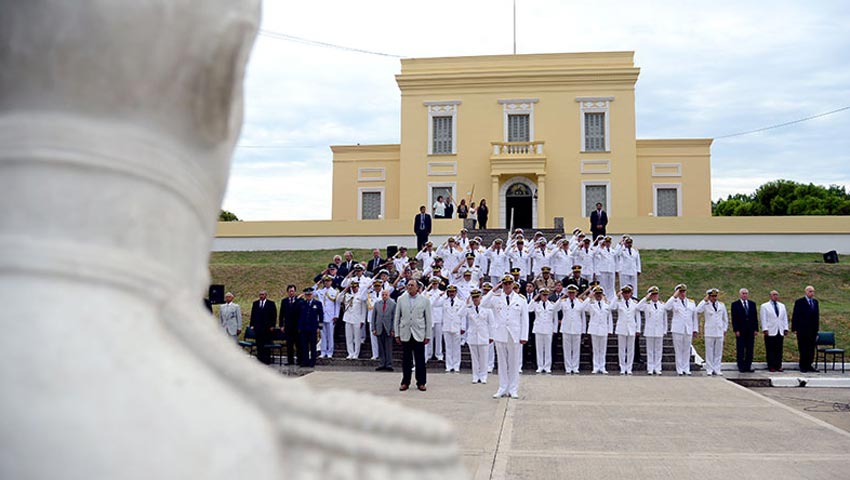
[331,51,712,230]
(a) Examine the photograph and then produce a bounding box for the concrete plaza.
[298,371,850,479]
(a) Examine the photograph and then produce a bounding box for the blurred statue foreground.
[0,1,463,478]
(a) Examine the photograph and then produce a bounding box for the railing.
[491,140,545,156]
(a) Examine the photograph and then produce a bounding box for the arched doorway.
[505,182,533,229]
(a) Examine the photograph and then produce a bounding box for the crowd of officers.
[221,227,822,397]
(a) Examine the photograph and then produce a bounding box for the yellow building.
[331,51,712,230]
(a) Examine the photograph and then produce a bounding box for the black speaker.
[386,245,399,259]
[208,284,225,304]
[823,250,839,264]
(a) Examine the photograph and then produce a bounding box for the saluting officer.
[696,288,729,376]
[637,286,668,375]
[482,275,529,399]
[666,284,698,376]
[586,286,613,374]
[557,284,587,374]
[464,289,494,384]
[610,285,641,375]
[441,285,466,373]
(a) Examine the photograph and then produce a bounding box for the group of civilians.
[430,196,489,227]
[216,227,824,399]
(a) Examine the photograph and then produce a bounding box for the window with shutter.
[432,116,453,154]
[507,114,530,142]
[584,112,605,151]
[361,191,382,220]
[656,188,679,216]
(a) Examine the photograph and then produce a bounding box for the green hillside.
[210,249,850,363]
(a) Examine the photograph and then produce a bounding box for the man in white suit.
[666,284,698,375]
[482,275,529,399]
[464,289,494,384]
[696,288,729,376]
[760,290,789,372]
[585,286,613,374]
[557,284,587,374]
[394,281,432,391]
[637,286,668,375]
[218,292,242,341]
[610,285,640,375]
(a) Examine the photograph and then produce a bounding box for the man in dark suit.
[414,205,432,251]
[279,284,301,367]
[372,288,396,371]
[792,285,820,373]
[366,248,385,275]
[337,251,356,278]
[297,288,323,368]
[731,287,759,373]
[589,202,608,240]
[250,290,278,365]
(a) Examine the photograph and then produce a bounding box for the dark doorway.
[505,183,533,229]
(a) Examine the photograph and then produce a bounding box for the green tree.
[219,210,240,221]
[713,180,850,216]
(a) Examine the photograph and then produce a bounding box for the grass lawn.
[210,249,850,363]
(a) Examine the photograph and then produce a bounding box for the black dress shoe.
[747,369,756,373]
[810,368,819,372]
[385,367,394,372]
[375,366,386,371]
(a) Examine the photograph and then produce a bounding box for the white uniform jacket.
[610,297,641,336]
[531,300,558,335]
[343,293,367,325]
[529,247,549,277]
[573,246,595,277]
[585,298,613,336]
[437,246,463,276]
[442,296,466,334]
[696,300,729,338]
[464,304,494,345]
[592,246,616,274]
[557,296,587,335]
[615,246,641,276]
[482,290,529,343]
[760,301,789,336]
[342,273,372,291]
[547,248,573,277]
[665,296,698,335]
[425,289,445,325]
[508,247,531,278]
[637,298,668,337]
[416,249,437,273]
[486,248,510,278]
[315,286,339,321]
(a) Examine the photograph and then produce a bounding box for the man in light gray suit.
[394,281,432,391]
[372,289,396,372]
[218,292,242,341]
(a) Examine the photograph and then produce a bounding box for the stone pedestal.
[0,1,462,478]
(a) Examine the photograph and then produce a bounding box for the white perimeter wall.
[213,234,849,254]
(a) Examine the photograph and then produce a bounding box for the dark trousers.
[285,330,299,365]
[377,332,394,369]
[736,333,755,371]
[478,217,488,229]
[797,332,817,371]
[255,331,272,365]
[298,331,318,367]
[764,334,784,370]
[401,338,426,387]
[416,233,429,252]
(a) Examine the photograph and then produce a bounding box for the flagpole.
[513,0,517,55]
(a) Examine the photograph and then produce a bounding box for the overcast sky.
[225,0,850,220]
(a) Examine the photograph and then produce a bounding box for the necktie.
[291,298,294,305]
[451,298,454,307]
[773,301,779,316]
[654,303,657,310]
[506,295,510,306]
[743,300,748,314]
[260,300,264,309]
[625,299,629,308]
[571,299,574,308]
[809,298,814,309]
[420,215,424,230]
[628,248,632,255]
[713,303,717,312]
[681,299,685,307]
[475,306,479,314]
[598,301,602,309]
[382,302,386,313]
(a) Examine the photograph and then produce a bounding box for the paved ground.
[297,371,850,480]
[752,387,850,434]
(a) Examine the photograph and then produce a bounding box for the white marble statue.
[0,1,464,478]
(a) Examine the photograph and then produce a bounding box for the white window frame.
[581,180,611,218]
[653,183,683,217]
[425,101,460,155]
[577,96,613,153]
[357,187,385,221]
[499,98,538,142]
[427,182,457,215]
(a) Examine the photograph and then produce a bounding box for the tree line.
[712,180,850,216]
